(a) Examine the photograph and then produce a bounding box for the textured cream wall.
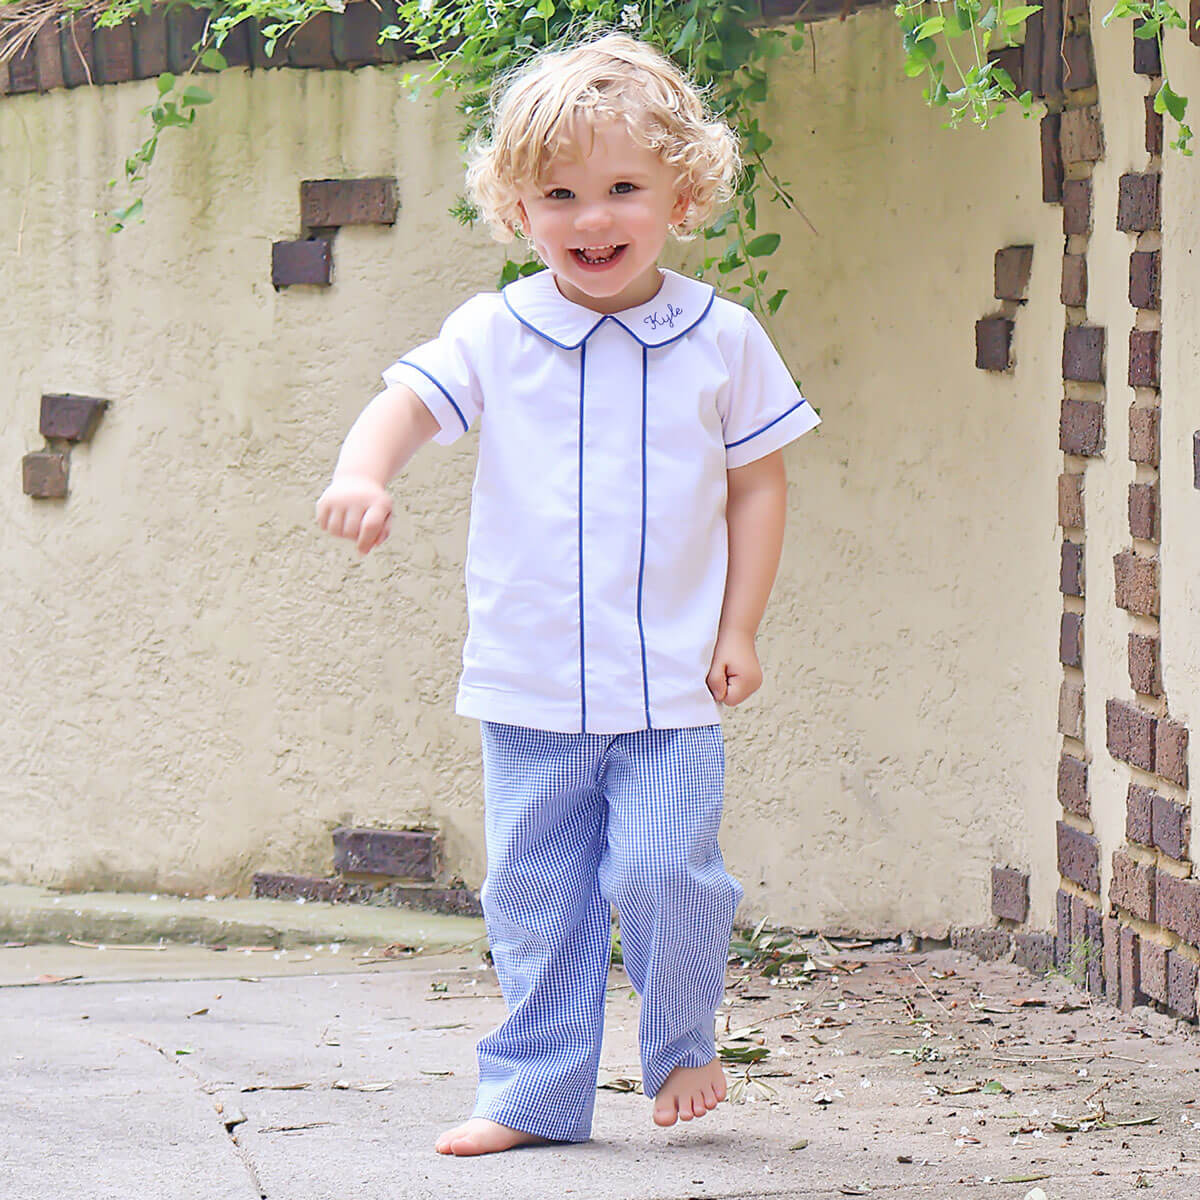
[0,11,1069,932]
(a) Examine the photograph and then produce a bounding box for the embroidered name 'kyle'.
[644,303,683,332]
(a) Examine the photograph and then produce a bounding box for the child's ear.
[515,199,531,237]
[670,188,692,229]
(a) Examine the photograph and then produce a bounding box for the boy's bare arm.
[707,450,787,706]
[316,383,441,555]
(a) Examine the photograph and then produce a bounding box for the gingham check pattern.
[471,721,743,1142]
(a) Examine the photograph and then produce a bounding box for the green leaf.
[767,288,789,314]
[181,87,214,106]
[914,15,946,38]
[1001,4,1042,24]
[200,48,228,71]
[156,72,175,94]
[1155,81,1187,122]
[746,233,780,257]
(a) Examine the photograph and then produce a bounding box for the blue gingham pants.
[472,722,743,1142]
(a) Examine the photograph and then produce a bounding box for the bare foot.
[435,1117,553,1156]
[652,1059,727,1127]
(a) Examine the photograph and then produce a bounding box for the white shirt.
[383,267,820,734]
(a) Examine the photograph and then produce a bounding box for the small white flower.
[620,3,642,29]
[419,0,435,14]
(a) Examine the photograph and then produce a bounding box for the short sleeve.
[719,310,820,469]
[380,296,491,446]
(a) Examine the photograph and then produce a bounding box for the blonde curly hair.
[465,32,741,242]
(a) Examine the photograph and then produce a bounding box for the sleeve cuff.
[381,361,470,446]
[725,400,820,469]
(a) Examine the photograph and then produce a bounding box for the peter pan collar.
[502,267,715,350]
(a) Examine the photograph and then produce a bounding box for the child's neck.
[552,267,666,315]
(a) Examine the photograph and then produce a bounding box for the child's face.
[516,119,689,315]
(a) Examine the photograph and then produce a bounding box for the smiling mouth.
[571,245,627,266]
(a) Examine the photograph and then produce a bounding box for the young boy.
[316,32,820,1156]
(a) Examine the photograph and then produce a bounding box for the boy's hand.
[316,475,393,556]
[706,630,763,706]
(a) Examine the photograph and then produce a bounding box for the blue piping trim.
[503,290,604,350]
[637,345,651,730]
[725,399,810,450]
[610,288,716,348]
[395,360,469,433]
[577,343,588,734]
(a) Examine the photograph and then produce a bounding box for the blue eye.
[547,188,573,200]
[612,182,635,194]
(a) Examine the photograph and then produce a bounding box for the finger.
[357,503,388,555]
[707,665,728,702]
[371,513,393,551]
[340,505,365,542]
[315,497,329,530]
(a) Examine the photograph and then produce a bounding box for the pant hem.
[471,1100,593,1144]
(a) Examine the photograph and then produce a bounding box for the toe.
[690,1093,708,1119]
[653,1098,679,1127]
[701,1084,719,1110]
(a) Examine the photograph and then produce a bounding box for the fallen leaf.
[598,1077,642,1093]
[789,1138,809,1150]
[188,1008,209,1018]
[259,1121,333,1134]
[331,1080,392,1091]
[34,974,83,984]
[241,1082,312,1092]
[983,1080,1011,1095]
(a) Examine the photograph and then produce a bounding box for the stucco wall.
[0,11,1070,933]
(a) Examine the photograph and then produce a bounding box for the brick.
[1058,754,1089,816]
[33,22,65,91]
[1059,677,1084,739]
[1103,915,1121,1004]
[1060,397,1104,456]
[1056,889,1072,968]
[167,5,210,73]
[1061,254,1088,308]
[992,866,1030,922]
[1070,894,1089,985]
[1113,551,1159,617]
[338,1,390,65]
[1128,329,1160,389]
[1041,113,1064,203]
[1156,718,1189,788]
[1152,794,1190,860]
[1062,33,1095,89]
[93,23,136,85]
[1128,633,1163,697]
[1023,8,1044,100]
[1060,539,1084,597]
[1193,0,1200,47]
[1129,406,1160,466]
[251,872,482,917]
[287,12,337,67]
[950,926,1012,961]
[975,317,1012,371]
[1195,431,1200,490]
[21,451,69,499]
[6,42,38,93]
[1086,905,1104,997]
[1128,482,1160,543]
[1066,0,1089,18]
[1058,472,1085,529]
[1157,871,1200,946]
[0,61,9,97]
[1130,251,1161,310]
[1058,821,1100,893]
[272,239,333,288]
[995,245,1034,302]
[1015,931,1054,976]
[1060,611,1083,668]
[1041,0,1064,98]
[1146,94,1164,156]
[1060,106,1104,164]
[1167,951,1198,1020]
[332,826,438,880]
[60,14,96,89]
[987,45,1024,93]
[40,394,108,442]
[1141,938,1169,1004]
[248,18,291,68]
[1133,18,1163,75]
[1107,698,1157,771]
[131,9,170,77]
[1127,784,1155,844]
[1063,179,1092,236]
[301,179,399,228]
[1111,849,1155,921]
[1119,924,1141,1011]
[1063,326,1105,383]
[1117,173,1161,232]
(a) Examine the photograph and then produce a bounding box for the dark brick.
[1117,173,1161,232]
[1127,784,1156,844]
[1129,406,1160,466]
[93,23,136,85]
[1023,7,1045,100]
[1060,105,1104,164]
[1133,18,1163,75]
[1058,472,1085,529]
[1086,906,1104,997]
[1058,821,1100,893]
[272,239,333,288]
[1060,540,1084,597]
[1129,633,1163,697]
[251,872,481,917]
[1167,951,1198,1020]
[1128,482,1160,543]
[1058,754,1089,816]
[380,883,483,918]
[1041,112,1063,203]
[1062,33,1095,89]
[1152,794,1190,861]
[1059,677,1084,739]
[301,179,399,228]
[33,23,65,91]
[1129,329,1160,389]
[995,245,1034,302]
[1156,719,1189,788]
[1111,849,1155,921]
[1146,94,1164,156]
[1060,397,1105,456]
[332,826,438,880]
[1063,327,1105,383]
[60,14,96,89]
[1063,179,1092,236]
[1103,915,1121,1004]
[987,45,1024,93]
[992,866,1030,922]
[1194,0,1200,47]
[1130,251,1161,310]
[1107,698,1157,771]
[1066,0,1089,18]
[6,42,38,93]
[248,18,291,68]
[1041,0,1064,98]
[1060,611,1083,668]
[1015,931,1055,976]
[975,317,1013,371]
[1119,924,1142,1011]
[338,1,389,65]
[21,452,69,499]
[950,926,1012,961]
[1140,939,1169,1004]
[1061,254,1088,308]
[131,9,170,77]
[1156,871,1200,946]
[166,5,210,73]
[1195,431,1200,490]
[1113,551,1159,617]
[1070,894,1089,981]
[39,394,108,442]
[287,12,337,67]
[1056,888,1072,968]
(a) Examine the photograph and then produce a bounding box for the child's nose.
[574,203,612,232]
